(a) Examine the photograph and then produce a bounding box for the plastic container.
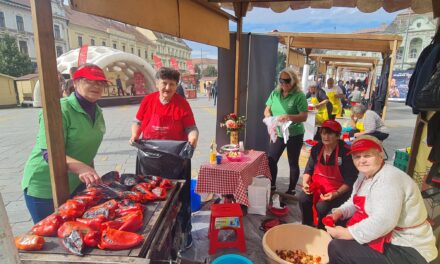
[190,179,201,212]
[262,224,332,264]
[212,254,253,264]
[226,152,243,162]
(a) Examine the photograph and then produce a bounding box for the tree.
[194,64,201,81]
[276,51,286,78]
[203,65,218,77]
[0,34,33,77]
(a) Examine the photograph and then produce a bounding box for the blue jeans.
[24,183,86,224]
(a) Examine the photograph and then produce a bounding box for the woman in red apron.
[298,120,358,229]
[325,136,437,264]
[129,67,199,252]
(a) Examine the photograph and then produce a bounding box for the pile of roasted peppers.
[16,173,173,256]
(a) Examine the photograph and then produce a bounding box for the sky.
[187,7,401,59]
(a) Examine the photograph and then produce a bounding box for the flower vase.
[230,131,239,145]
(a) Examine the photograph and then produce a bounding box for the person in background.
[212,80,218,106]
[62,67,78,97]
[57,71,65,98]
[116,75,125,96]
[298,120,357,229]
[349,105,389,140]
[326,136,437,264]
[206,82,212,101]
[348,86,363,106]
[264,67,308,195]
[338,80,348,109]
[176,82,186,99]
[306,81,332,140]
[129,67,199,251]
[22,64,108,223]
[323,78,344,118]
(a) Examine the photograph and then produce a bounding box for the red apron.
[143,99,185,140]
[346,179,428,253]
[310,145,344,225]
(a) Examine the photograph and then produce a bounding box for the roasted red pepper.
[98,228,144,250]
[61,229,84,256]
[117,211,143,232]
[83,199,118,220]
[76,215,107,230]
[143,190,157,202]
[101,220,123,230]
[115,201,143,217]
[122,191,144,203]
[58,199,86,221]
[152,187,167,200]
[160,179,173,189]
[322,215,335,227]
[57,221,93,238]
[31,214,63,237]
[15,234,45,251]
[83,231,101,248]
[73,194,100,208]
[132,183,151,194]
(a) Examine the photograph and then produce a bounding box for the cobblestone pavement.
[0,96,415,237]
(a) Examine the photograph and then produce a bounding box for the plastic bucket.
[190,179,201,212]
[212,254,253,264]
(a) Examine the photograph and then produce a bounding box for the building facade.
[66,7,155,65]
[137,28,192,71]
[0,0,69,67]
[192,58,218,71]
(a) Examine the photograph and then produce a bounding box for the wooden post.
[233,2,247,114]
[286,36,291,67]
[0,194,21,264]
[382,39,398,121]
[31,0,69,207]
[433,0,440,18]
[407,113,427,177]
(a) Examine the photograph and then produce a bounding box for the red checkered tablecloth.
[195,150,271,206]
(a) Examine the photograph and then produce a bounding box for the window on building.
[409,38,423,59]
[90,38,95,46]
[396,47,403,60]
[361,52,367,57]
[56,46,63,57]
[16,15,24,32]
[54,24,61,39]
[122,45,126,52]
[417,22,421,28]
[19,40,28,55]
[102,41,106,46]
[77,36,83,47]
[0,12,4,28]
[145,50,148,59]
[113,43,117,49]
[138,49,141,57]
[131,47,134,54]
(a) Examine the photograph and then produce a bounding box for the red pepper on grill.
[76,215,107,230]
[73,194,100,208]
[57,221,94,238]
[132,183,151,194]
[117,211,143,232]
[31,214,63,237]
[83,231,101,248]
[15,234,45,251]
[160,179,173,189]
[322,215,335,227]
[143,190,157,202]
[101,220,123,230]
[83,199,118,219]
[115,201,143,217]
[58,199,86,221]
[98,228,144,250]
[152,187,167,200]
[122,191,144,203]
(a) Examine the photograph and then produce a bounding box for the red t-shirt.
[136,92,196,141]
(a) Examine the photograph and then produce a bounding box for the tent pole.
[233,2,247,114]
[382,39,398,121]
[286,36,291,67]
[31,0,69,207]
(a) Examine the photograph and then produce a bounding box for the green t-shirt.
[266,88,308,137]
[22,93,106,199]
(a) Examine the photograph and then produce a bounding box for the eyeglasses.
[279,78,291,85]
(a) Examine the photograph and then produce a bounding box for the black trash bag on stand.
[132,139,194,256]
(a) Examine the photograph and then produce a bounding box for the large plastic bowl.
[262,224,332,264]
[212,254,253,264]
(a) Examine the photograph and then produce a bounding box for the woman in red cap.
[325,135,437,264]
[22,63,108,223]
[298,119,358,229]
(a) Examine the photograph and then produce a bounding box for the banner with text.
[153,55,163,70]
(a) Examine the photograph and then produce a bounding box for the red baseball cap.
[347,138,383,155]
[321,120,342,133]
[73,65,108,81]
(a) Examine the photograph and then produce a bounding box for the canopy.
[309,54,379,66]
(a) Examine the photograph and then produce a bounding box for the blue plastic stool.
[190,179,201,212]
[212,254,253,264]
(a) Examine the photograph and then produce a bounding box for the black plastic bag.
[414,61,440,111]
[133,139,193,179]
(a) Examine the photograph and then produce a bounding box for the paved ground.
[0,95,417,239]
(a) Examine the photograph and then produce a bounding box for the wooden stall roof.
[309,54,379,65]
[215,0,433,15]
[69,0,232,49]
[270,32,402,53]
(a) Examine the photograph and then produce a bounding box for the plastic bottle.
[209,140,217,165]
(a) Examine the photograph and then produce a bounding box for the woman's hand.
[277,115,290,122]
[129,136,138,145]
[325,226,353,240]
[302,182,311,194]
[320,191,338,201]
[76,165,102,187]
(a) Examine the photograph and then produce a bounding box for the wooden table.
[195,150,271,206]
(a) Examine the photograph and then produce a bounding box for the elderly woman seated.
[298,120,358,229]
[325,135,438,264]
[349,105,389,141]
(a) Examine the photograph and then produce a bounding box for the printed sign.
[153,55,163,70]
[78,44,89,66]
[389,70,413,102]
[134,72,146,95]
